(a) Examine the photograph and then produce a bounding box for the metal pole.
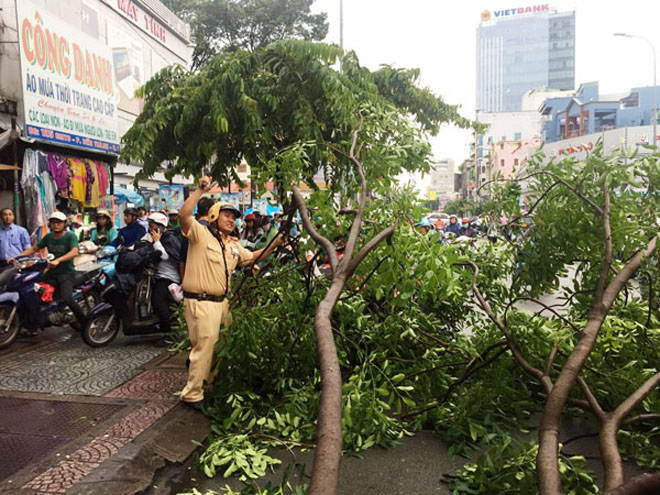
[10,118,20,225]
[651,41,657,146]
[339,0,344,73]
[339,0,344,50]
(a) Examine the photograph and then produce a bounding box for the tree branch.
[546,345,559,376]
[622,413,660,426]
[347,224,397,276]
[603,473,660,495]
[292,185,338,273]
[538,233,657,495]
[595,187,613,302]
[455,261,550,390]
[504,296,582,334]
[576,376,606,421]
[342,122,366,267]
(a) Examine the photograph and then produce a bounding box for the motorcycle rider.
[10,211,87,329]
[460,218,477,238]
[90,210,118,247]
[415,219,432,235]
[240,213,264,247]
[110,207,146,249]
[444,215,461,235]
[147,212,181,333]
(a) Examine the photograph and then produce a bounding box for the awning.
[112,186,145,206]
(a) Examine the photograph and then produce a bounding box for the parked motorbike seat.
[72,268,102,287]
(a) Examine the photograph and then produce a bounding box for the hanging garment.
[95,161,110,196]
[41,171,58,215]
[83,159,99,207]
[36,151,49,175]
[68,158,87,203]
[21,150,48,238]
[47,154,70,195]
[22,148,39,180]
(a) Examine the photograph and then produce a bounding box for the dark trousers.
[152,278,177,332]
[43,272,87,326]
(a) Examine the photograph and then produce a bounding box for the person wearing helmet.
[240,212,264,247]
[444,215,461,235]
[167,209,179,230]
[415,218,432,235]
[90,210,118,247]
[176,176,286,408]
[147,212,182,333]
[460,218,477,238]
[11,211,87,329]
[109,207,147,249]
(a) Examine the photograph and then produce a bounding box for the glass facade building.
[477,9,575,113]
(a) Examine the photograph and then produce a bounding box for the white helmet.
[148,212,168,228]
[48,211,67,222]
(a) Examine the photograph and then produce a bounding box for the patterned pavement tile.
[67,437,128,464]
[22,460,99,493]
[105,370,187,400]
[102,397,180,439]
[0,338,166,397]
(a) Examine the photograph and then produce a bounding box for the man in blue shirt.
[110,208,147,249]
[0,208,31,268]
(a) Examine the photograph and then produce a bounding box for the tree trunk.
[603,473,660,495]
[600,418,624,491]
[308,276,347,495]
[537,306,609,495]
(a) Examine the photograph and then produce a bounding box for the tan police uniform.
[180,219,253,403]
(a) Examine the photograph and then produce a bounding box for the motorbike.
[0,253,105,350]
[82,266,163,347]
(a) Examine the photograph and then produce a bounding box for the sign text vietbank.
[481,4,550,22]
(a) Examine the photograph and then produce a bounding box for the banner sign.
[481,4,549,21]
[17,0,120,154]
[158,185,185,210]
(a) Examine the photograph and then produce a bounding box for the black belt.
[183,291,226,302]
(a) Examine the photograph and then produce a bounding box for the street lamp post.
[615,33,657,147]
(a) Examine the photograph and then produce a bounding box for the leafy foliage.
[442,441,598,495]
[121,40,470,193]
[163,0,329,69]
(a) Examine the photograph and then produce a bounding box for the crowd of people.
[1,184,534,409]
[0,181,294,409]
[413,212,530,244]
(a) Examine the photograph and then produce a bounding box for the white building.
[471,88,575,195]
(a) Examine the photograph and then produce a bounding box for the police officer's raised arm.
[180,176,214,236]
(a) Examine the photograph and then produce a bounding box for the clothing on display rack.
[20,149,111,240]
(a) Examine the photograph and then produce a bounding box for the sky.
[310,0,660,190]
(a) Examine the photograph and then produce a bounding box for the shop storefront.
[0,0,193,238]
[0,0,118,239]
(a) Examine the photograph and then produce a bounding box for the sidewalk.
[0,330,209,495]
